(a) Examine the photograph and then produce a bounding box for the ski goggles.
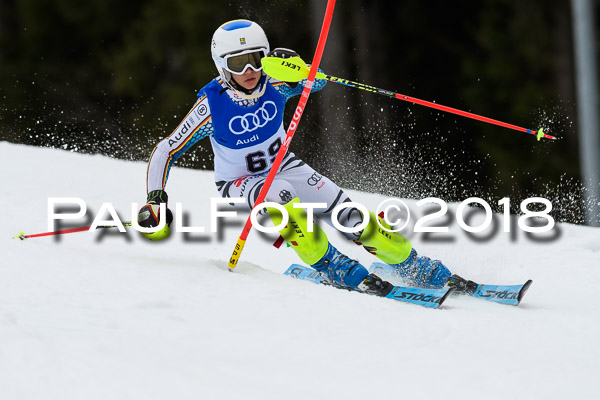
[223,49,267,74]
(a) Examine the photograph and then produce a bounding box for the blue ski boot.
[353,210,454,289]
[311,243,370,289]
[390,248,452,288]
[312,243,394,296]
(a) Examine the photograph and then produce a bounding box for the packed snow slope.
[2,141,599,400]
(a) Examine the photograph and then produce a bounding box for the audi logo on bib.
[229,101,277,135]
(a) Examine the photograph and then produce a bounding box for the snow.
[1,141,599,400]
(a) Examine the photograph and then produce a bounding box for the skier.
[137,19,476,297]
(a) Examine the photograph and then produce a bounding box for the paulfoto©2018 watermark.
[47,196,556,237]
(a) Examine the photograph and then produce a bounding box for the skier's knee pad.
[394,249,452,288]
[268,197,329,265]
[356,211,413,264]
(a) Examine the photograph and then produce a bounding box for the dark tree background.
[1,0,598,223]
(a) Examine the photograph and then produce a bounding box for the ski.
[369,262,533,306]
[284,264,454,309]
[471,280,533,306]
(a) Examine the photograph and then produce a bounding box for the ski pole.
[14,222,132,240]
[261,56,557,141]
[227,0,337,271]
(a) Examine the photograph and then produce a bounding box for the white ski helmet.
[211,20,270,94]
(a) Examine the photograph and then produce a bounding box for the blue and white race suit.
[146,74,364,238]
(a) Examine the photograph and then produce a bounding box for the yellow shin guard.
[268,198,329,265]
[356,211,413,264]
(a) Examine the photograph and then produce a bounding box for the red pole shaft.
[17,223,132,240]
[394,93,551,139]
[22,226,92,239]
[324,75,556,140]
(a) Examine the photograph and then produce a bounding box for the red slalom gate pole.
[227,0,337,270]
